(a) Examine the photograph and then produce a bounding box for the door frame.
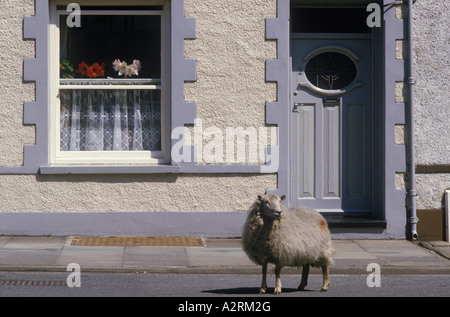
[266,0,408,237]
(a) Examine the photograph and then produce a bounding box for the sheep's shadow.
[202,287,312,295]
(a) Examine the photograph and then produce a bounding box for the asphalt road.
[0,271,448,298]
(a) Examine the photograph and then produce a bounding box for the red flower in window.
[76,61,105,78]
[89,62,106,78]
[76,61,89,77]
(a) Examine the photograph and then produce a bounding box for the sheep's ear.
[280,194,287,201]
[257,195,263,201]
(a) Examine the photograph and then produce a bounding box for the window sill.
[39,165,181,175]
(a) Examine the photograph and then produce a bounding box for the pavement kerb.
[417,241,450,261]
[0,236,449,275]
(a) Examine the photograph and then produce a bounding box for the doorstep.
[324,213,387,229]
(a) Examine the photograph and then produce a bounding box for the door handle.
[293,103,304,112]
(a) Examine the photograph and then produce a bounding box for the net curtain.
[60,89,161,152]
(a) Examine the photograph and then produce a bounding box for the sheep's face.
[258,194,286,220]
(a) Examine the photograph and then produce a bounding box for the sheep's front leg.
[321,265,330,292]
[298,264,310,291]
[274,264,282,295]
[259,262,267,294]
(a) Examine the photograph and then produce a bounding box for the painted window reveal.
[53,6,165,163]
[304,52,357,90]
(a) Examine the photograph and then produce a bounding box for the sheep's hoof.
[274,288,281,295]
[259,288,266,295]
[320,283,330,292]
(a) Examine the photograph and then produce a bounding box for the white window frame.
[49,0,170,166]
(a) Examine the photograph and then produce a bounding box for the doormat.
[70,236,205,247]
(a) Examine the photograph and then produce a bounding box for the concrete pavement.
[0,236,449,275]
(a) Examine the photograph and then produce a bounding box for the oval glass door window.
[305,52,357,90]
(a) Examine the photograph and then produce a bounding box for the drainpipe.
[406,0,418,240]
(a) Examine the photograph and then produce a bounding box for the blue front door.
[290,34,373,213]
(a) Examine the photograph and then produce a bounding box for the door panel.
[297,104,315,198]
[323,105,340,198]
[345,103,365,199]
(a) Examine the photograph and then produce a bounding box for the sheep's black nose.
[274,210,282,218]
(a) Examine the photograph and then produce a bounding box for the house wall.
[412,0,450,239]
[413,0,449,168]
[185,0,277,135]
[0,0,35,167]
[0,0,447,238]
[0,0,276,216]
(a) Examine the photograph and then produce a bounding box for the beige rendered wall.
[0,0,35,167]
[0,0,277,212]
[394,2,449,211]
[412,0,449,211]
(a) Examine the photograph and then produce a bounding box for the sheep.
[242,193,335,294]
